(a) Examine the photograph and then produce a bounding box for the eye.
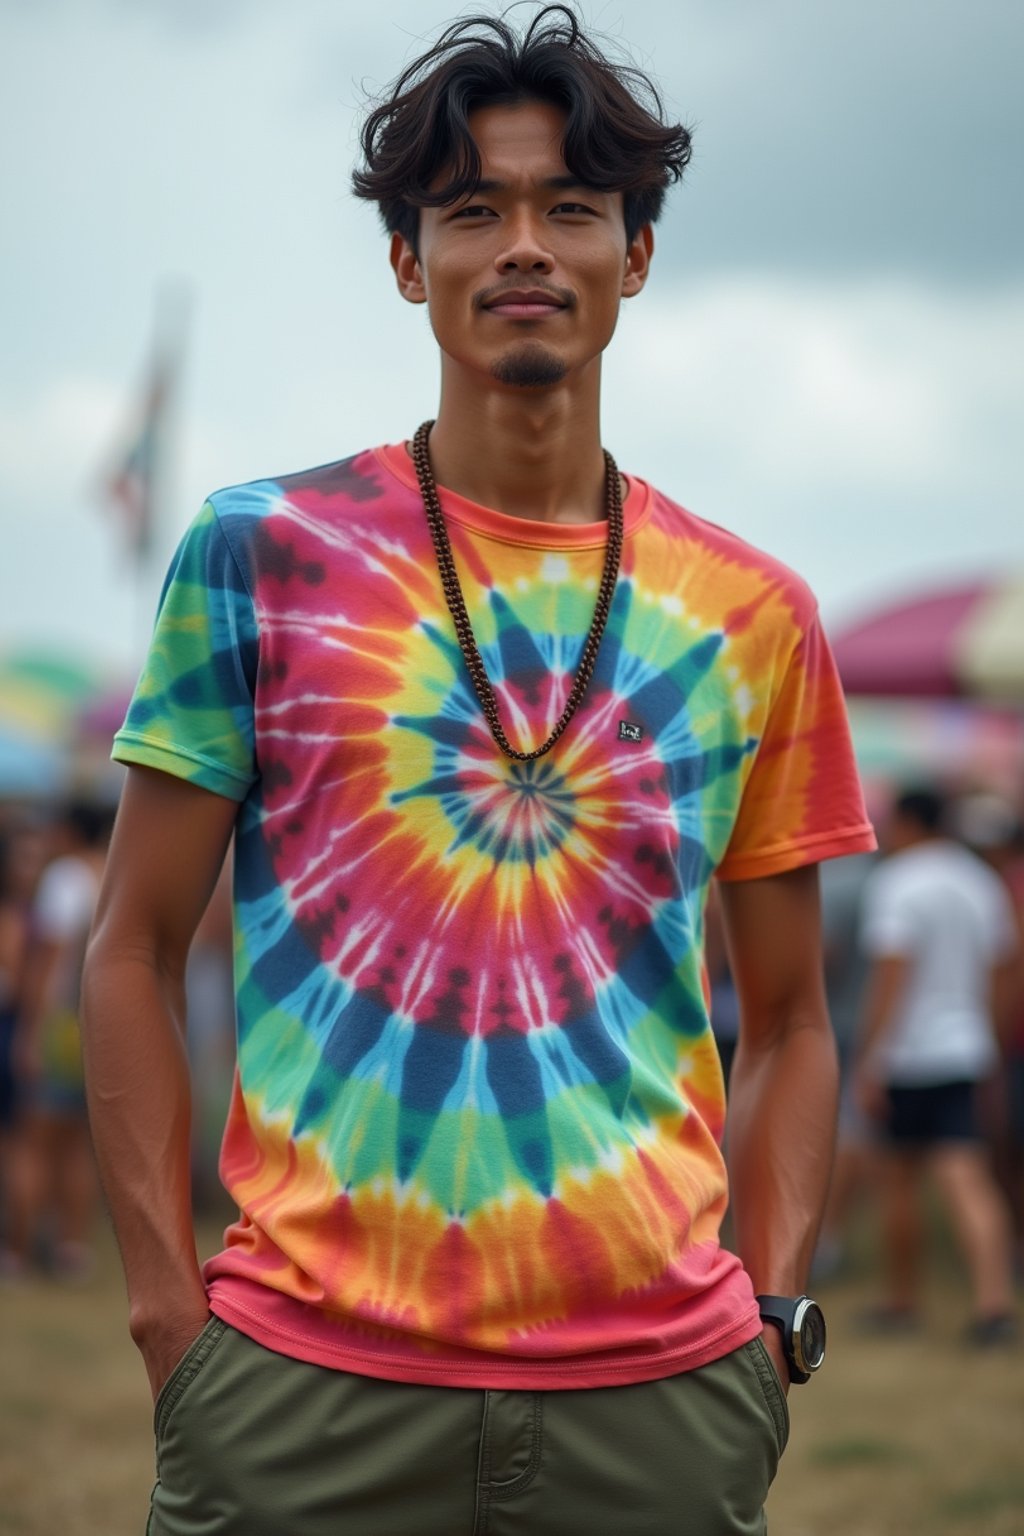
[552,201,598,216]
[451,204,497,220]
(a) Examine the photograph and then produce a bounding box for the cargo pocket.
[153,1316,228,1444]
[745,1335,790,1459]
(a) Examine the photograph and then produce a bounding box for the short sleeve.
[860,870,921,957]
[716,610,875,881]
[112,502,259,802]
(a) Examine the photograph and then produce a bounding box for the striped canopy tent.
[832,573,1024,705]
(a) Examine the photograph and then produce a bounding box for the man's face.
[390,99,652,389]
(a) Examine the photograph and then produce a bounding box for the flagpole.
[100,281,193,669]
[137,281,192,662]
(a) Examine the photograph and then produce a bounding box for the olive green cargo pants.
[147,1319,788,1536]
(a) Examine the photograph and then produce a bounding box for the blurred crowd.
[713,782,1024,1337]
[2,781,1023,1338]
[0,800,234,1280]
[823,790,1024,1334]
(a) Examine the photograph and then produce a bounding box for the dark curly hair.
[352,5,692,251]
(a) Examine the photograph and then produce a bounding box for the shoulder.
[640,482,820,639]
[954,845,1013,906]
[860,852,934,953]
[194,447,399,589]
[863,851,916,905]
[205,447,391,527]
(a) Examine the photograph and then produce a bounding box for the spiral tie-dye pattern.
[113,442,874,1387]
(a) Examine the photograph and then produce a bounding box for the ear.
[390,232,427,305]
[621,224,654,299]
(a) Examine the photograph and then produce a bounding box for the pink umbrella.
[833,574,1024,705]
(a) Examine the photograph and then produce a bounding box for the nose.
[494,207,555,275]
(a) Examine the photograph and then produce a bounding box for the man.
[855,786,1018,1342]
[82,10,875,1533]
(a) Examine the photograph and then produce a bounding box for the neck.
[423,360,608,525]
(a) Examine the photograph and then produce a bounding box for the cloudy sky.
[2,0,1021,676]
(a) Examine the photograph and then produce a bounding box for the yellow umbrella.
[956,571,1024,705]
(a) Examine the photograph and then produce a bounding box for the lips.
[481,288,568,317]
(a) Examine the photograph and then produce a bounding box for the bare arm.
[852,954,910,1118]
[719,866,838,1333]
[81,765,238,1399]
[858,955,910,1059]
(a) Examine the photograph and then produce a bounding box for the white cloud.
[602,274,1024,627]
[608,276,1024,498]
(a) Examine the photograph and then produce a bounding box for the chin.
[491,343,568,389]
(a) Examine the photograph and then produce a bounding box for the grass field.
[2,1217,1022,1536]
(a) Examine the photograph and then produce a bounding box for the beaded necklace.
[411,419,624,762]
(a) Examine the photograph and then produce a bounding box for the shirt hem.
[206,1284,764,1389]
[111,732,253,803]
[716,823,877,882]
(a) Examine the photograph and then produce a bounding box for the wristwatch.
[755,1294,827,1384]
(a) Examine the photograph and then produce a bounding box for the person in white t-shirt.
[855,787,1019,1343]
[6,804,111,1278]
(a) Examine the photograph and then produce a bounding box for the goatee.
[492,344,567,389]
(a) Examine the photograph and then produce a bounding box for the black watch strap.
[756,1294,824,1384]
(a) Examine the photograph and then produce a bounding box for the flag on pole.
[100,286,189,568]
[103,354,170,564]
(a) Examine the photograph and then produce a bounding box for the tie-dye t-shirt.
[113,442,874,1389]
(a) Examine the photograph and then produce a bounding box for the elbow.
[738,986,833,1054]
[80,920,186,1031]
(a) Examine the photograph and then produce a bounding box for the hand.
[760,1324,791,1397]
[135,1308,212,1403]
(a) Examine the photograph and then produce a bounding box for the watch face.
[794,1299,827,1373]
